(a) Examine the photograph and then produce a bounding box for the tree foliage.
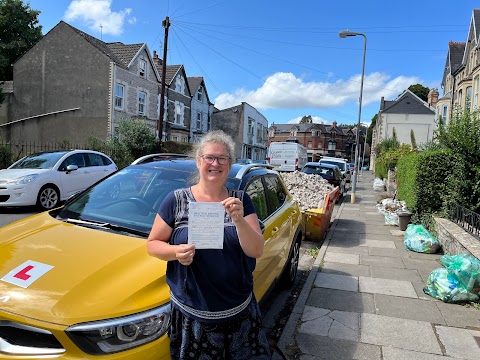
[408,84,430,102]
[300,115,313,123]
[0,0,42,81]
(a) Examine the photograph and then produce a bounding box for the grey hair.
[193,130,235,161]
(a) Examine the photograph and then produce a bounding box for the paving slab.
[324,251,359,265]
[306,288,375,313]
[359,239,396,249]
[321,262,371,277]
[374,294,446,324]
[382,346,457,360]
[360,313,442,354]
[402,258,441,272]
[359,276,418,298]
[360,254,405,268]
[368,247,410,258]
[296,333,381,360]
[436,325,480,360]
[434,302,480,329]
[406,251,444,261]
[314,272,359,292]
[324,245,369,255]
[328,238,361,248]
[299,306,359,341]
[411,281,436,301]
[370,265,423,282]
[359,233,400,241]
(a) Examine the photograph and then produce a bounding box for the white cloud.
[64,0,134,36]
[214,72,421,110]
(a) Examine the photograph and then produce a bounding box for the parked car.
[253,159,268,165]
[361,165,370,171]
[131,153,189,165]
[301,162,346,201]
[319,156,351,183]
[0,159,302,359]
[0,150,117,210]
[236,158,253,164]
[348,162,356,172]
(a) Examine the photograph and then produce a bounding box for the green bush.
[375,144,412,179]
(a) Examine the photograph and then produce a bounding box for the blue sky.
[28,0,477,126]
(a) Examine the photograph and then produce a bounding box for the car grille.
[0,195,10,202]
[0,321,65,355]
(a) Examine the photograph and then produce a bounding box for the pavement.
[274,170,480,360]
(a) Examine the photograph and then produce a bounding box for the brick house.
[267,122,365,163]
[0,21,161,144]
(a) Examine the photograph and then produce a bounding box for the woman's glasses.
[200,155,230,165]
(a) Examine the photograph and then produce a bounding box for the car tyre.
[279,235,301,288]
[37,185,60,210]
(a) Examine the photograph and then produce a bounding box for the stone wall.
[434,216,480,260]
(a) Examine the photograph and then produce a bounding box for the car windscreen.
[10,151,69,169]
[320,160,345,171]
[57,166,196,234]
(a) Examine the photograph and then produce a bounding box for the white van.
[267,142,308,171]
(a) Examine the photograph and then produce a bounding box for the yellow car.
[0,160,303,359]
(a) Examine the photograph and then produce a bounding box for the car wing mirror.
[66,164,79,172]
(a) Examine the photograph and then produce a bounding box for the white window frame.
[138,91,146,116]
[328,141,336,151]
[175,101,184,126]
[248,118,254,135]
[114,83,124,110]
[467,86,472,109]
[442,105,448,124]
[197,86,203,101]
[139,59,147,78]
[474,76,479,109]
[196,112,202,130]
[175,75,185,94]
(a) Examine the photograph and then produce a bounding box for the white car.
[0,150,117,210]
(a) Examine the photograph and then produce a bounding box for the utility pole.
[158,16,170,147]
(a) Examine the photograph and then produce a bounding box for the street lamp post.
[339,30,367,204]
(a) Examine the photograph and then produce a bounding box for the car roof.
[135,159,277,187]
[304,162,338,169]
[131,153,189,165]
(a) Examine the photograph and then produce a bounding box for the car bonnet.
[0,212,169,325]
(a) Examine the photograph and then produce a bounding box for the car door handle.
[271,227,279,233]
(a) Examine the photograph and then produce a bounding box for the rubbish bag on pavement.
[384,212,399,226]
[423,268,479,303]
[373,178,386,191]
[403,224,440,253]
[440,254,480,293]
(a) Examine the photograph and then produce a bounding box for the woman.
[147,130,271,359]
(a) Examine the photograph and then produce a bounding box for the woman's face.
[197,143,231,185]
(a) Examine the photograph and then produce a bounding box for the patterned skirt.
[169,298,272,360]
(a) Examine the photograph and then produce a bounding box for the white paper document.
[188,202,225,249]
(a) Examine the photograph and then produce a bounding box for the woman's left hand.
[222,197,244,222]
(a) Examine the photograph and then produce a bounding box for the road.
[0,206,38,227]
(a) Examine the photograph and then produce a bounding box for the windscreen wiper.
[62,218,149,237]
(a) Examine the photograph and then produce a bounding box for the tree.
[367,113,377,146]
[0,0,42,81]
[408,84,430,102]
[300,115,312,123]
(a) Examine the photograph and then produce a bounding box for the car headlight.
[66,303,171,355]
[7,174,39,185]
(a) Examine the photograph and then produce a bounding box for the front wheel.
[279,236,301,288]
[37,185,60,210]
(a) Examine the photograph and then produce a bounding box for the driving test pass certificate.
[188,202,225,249]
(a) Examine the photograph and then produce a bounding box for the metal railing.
[449,204,480,240]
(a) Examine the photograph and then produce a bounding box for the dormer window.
[176,75,185,94]
[139,59,147,78]
[197,86,203,101]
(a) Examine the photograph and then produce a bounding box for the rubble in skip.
[279,171,334,210]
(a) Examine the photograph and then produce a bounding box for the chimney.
[380,96,385,110]
[332,121,337,127]
[427,88,439,107]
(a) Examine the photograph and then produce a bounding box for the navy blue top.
[158,187,257,322]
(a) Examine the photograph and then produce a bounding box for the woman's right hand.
[176,244,195,266]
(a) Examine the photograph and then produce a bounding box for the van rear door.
[269,144,297,171]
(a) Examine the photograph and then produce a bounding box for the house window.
[308,141,312,148]
[458,89,463,106]
[172,135,178,142]
[196,112,202,130]
[441,105,448,124]
[175,101,184,125]
[176,75,185,94]
[182,137,188,143]
[139,59,147,78]
[466,86,472,109]
[257,124,262,141]
[138,91,146,115]
[474,76,479,109]
[248,118,254,135]
[197,86,203,101]
[115,84,124,110]
[328,141,336,151]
